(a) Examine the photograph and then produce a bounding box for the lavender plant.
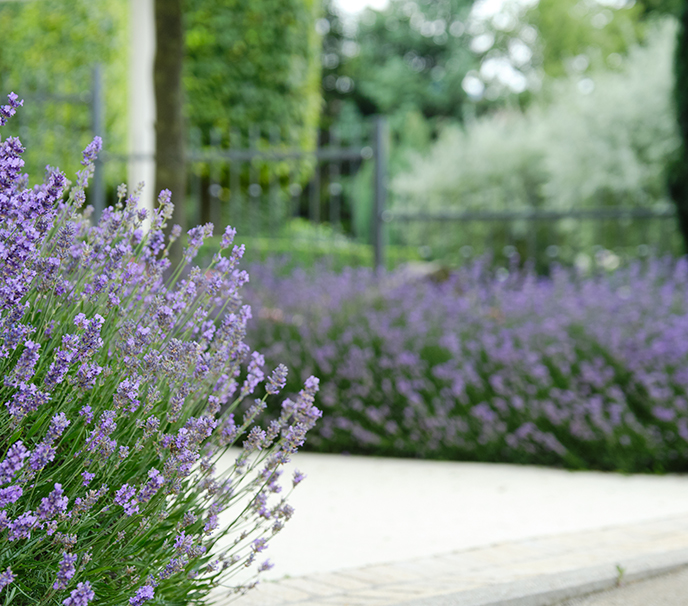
[0,93,321,605]
[244,256,688,473]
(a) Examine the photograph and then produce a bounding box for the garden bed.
[244,256,688,473]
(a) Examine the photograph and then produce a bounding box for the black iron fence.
[184,116,388,267]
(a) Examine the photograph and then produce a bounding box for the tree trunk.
[154,0,186,238]
[670,0,688,253]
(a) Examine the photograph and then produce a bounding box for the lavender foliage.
[244,257,688,472]
[0,95,320,605]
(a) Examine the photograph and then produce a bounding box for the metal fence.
[383,205,680,266]
[181,116,388,268]
[98,117,389,268]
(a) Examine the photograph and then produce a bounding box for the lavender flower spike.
[62,581,95,606]
[0,485,22,507]
[0,92,22,126]
[54,552,78,590]
[0,441,29,485]
[81,136,102,166]
[129,585,155,606]
[0,567,14,591]
[292,470,306,487]
[266,364,288,395]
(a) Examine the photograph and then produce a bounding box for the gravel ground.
[557,567,688,606]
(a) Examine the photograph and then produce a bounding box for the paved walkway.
[559,567,688,605]
[211,451,688,606]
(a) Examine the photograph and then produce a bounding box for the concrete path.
[558,567,688,605]
[211,451,688,606]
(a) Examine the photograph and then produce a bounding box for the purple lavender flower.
[220,226,237,250]
[46,412,70,443]
[7,511,37,541]
[6,383,52,419]
[81,136,102,167]
[183,223,213,263]
[53,552,78,590]
[0,92,22,126]
[79,405,93,424]
[137,468,165,504]
[115,377,141,412]
[266,364,288,395]
[0,441,29,485]
[258,560,274,572]
[38,483,68,521]
[173,531,193,554]
[76,362,103,390]
[0,485,22,507]
[71,485,107,515]
[129,585,155,606]
[240,352,265,397]
[292,470,306,487]
[203,511,219,535]
[158,556,188,580]
[44,335,78,390]
[29,441,56,472]
[62,581,94,606]
[243,427,268,453]
[183,511,197,527]
[10,340,40,384]
[81,472,95,487]
[84,410,117,461]
[0,567,14,591]
[218,414,238,446]
[114,484,139,516]
[251,537,267,553]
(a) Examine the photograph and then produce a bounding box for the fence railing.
[195,117,386,259]
[383,203,680,268]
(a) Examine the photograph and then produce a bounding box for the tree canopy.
[184,0,322,146]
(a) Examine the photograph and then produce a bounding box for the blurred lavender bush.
[0,94,320,605]
[245,256,688,473]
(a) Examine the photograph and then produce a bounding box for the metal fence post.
[91,63,106,221]
[373,116,387,271]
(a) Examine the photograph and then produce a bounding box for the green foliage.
[0,0,129,183]
[525,0,644,79]
[391,18,681,262]
[184,0,322,148]
[196,218,421,271]
[321,0,477,125]
[669,0,688,252]
[637,0,682,16]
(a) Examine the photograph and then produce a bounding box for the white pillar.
[128,0,156,220]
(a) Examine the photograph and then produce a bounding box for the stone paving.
[559,567,688,606]
[214,515,688,606]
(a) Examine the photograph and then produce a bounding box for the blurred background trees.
[0,0,128,181]
[0,0,321,229]
[184,0,321,148]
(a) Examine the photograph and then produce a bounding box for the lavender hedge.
[244,257,688,473]
[0,94,321,605]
